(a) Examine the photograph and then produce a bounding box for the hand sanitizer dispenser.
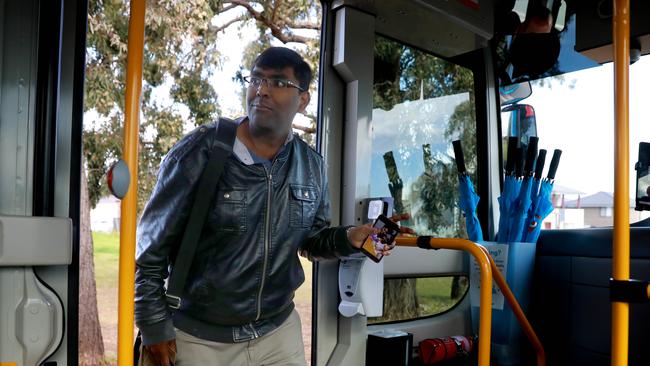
[338,254,384,317]
[338,198,393,317]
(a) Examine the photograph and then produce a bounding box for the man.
[135,47,410,365]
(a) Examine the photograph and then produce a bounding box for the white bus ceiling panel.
[332,0,493,57]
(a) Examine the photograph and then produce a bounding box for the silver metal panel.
[333,7,375,226]
[315,4,349,365]
[55,0,77,219]
[483,46,501,239]
[0,0,4,102]
[328,7,375,365]
[0,0,78,363]
[383,248,464,277]
[0,0,38,216]
[39,0,81,362]
[0,267,65,365]
[0,216,72,266]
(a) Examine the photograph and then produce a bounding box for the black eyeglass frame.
[243,75,306,92]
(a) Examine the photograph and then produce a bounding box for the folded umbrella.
[452,140,483,242]
[524,149,562,243]
[525,149,546,233]
[530,149,547,207]
[509,137,538,242]
[497,137,521,243]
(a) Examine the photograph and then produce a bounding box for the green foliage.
[85,0,320,213]
[373,37,474,111]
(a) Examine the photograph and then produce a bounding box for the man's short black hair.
[252,47,312,91]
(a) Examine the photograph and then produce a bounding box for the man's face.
[246,66,310,136]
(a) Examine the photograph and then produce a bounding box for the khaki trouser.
[175,309,306,366]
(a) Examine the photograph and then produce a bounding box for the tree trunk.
[78,166,106,365]
[381,279,420,322]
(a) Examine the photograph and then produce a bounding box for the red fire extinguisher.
[418,335,476,364]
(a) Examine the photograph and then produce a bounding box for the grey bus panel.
[0,216,72,266]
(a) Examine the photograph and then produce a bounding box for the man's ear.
[297,91,310,113]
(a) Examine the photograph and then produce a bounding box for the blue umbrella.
[453,140,483,242]
[523,181,554,243]
[497,137,521,243]
[524,149,562,243]
[525,149,546,234]
[508,137,538,242]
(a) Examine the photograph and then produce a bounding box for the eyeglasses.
[243,75,305,92]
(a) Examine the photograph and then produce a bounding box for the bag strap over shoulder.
[166,117,238,309]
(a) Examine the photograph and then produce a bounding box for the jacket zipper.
[256,166,273,320]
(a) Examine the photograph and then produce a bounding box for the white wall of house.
[91,196,121,232]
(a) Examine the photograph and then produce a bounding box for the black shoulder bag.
[134,117,238,365]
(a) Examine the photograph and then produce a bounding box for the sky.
[524,56,650,196]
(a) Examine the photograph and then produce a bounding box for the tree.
[78,162,106,365]
[82,1,321,363]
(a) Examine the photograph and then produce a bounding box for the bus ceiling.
[330,0,493,58]
[330,1,650,87]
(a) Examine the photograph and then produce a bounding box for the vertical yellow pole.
[118,0,146,365]
[612,1,630,365]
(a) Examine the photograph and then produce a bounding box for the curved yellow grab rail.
[478,246,545,366]
[395,237,492,366]
[612,1,630,365]
[118,0,146,365]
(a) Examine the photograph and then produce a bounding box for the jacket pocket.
[211,189,247,232]
[289,185,318,228]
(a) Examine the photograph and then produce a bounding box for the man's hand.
[346,213,415,256]
[145,339,177,366]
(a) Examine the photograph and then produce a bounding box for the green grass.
[93,232,120,288]
[416,277,468,315]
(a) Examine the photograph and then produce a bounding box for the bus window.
[366,36,476,323]
[500,55,650,229]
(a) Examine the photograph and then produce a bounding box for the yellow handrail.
[478,246,545,366]
[117,0,146,365]
[612,1,630,365]
[395,237,493,366]
[396,237,546,366]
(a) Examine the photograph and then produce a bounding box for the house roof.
[552,184,584,195]
[564,191,634,208]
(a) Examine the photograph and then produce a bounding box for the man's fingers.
[389,213,410,222]
[399,226,416,235]
[147,343,172,366]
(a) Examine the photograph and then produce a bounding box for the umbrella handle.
[524,137,539,176]
[452,140,467,174]
[535,149,547,180]
[505,136,519,175]
[547,149,562,180]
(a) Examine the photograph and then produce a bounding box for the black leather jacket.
[135,118,356,345]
